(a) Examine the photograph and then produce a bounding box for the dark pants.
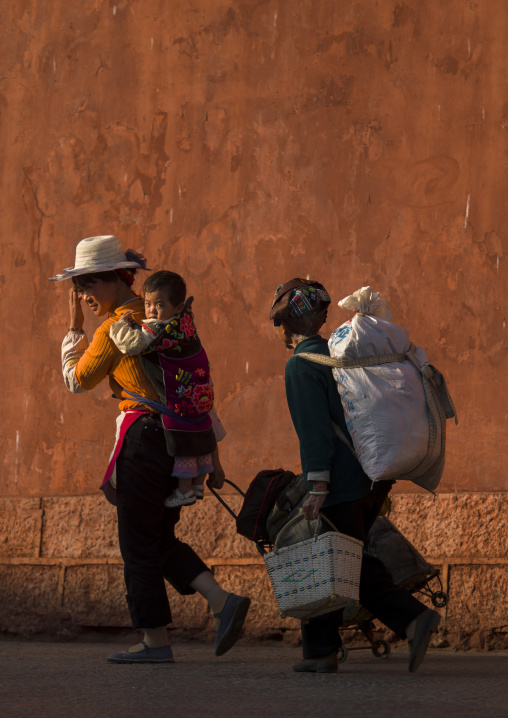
[301,482,426,658]
[115,416,209,629]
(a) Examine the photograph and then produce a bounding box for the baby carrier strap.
[117,386,209,425]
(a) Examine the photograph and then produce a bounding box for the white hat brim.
[49,260,145,281]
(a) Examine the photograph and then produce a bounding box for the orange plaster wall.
[0,0,506,497]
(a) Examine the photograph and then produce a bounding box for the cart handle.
[207,479,268,557]
[206,478,245,521]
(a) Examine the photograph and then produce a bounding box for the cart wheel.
[372,640,390,659]
[337,645,348,664]
[431,591,448,608]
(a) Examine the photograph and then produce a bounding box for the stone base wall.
[0,493,506,650]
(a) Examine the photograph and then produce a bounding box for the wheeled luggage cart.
[210,481,448,662]
[338,515,448,662]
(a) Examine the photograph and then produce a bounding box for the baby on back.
[110,270,218,507]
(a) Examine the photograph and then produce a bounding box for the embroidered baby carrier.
[127,304,216,457]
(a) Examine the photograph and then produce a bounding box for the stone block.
[61,564,130,627]
[176,495,259,560]
[61,564,211,632]
[445,564,508,631]
[389,493,508,559]
[0,499,43,558]
[1,491,505,648]
[41,496,119,559]
[0,564,62,633]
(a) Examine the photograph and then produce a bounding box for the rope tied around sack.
[298,344,458,430]
[297,351,407,369]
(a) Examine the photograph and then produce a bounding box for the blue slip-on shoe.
[107,641,175,664]
[408,609,441,673]
[214,593,251,657]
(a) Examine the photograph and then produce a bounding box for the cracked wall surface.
[0,0,506,642]
[0,0,506,497]
[0,0,508,496]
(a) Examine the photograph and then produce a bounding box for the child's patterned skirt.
[172,454,214,479]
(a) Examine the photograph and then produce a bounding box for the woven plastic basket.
[264,513,363,620]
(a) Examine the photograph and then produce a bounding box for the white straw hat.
[49,235,148,281]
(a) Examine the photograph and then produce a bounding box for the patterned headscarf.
[269,278,331,327]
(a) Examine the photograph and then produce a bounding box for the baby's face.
[144,290,183,321]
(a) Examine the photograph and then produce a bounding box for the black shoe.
[214,593,251,656]
[408,609,441,673]
[293,652,338,673]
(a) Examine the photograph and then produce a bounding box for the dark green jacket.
[285,335,372,506]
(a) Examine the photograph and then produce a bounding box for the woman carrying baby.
[51,234,250,663]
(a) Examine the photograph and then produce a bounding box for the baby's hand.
[120,310,135,326]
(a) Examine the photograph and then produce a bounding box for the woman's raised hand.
[69,287,84,331]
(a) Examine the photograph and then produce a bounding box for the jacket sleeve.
[285,358,338,474]
[61,331,88,393]
[71,325,117,391]
[109,319,151,355]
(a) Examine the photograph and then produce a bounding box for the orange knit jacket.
[74,297,159,411]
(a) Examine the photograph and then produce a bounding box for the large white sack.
[328,287,434,481]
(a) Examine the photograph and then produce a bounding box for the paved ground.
[1,638,507,718]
